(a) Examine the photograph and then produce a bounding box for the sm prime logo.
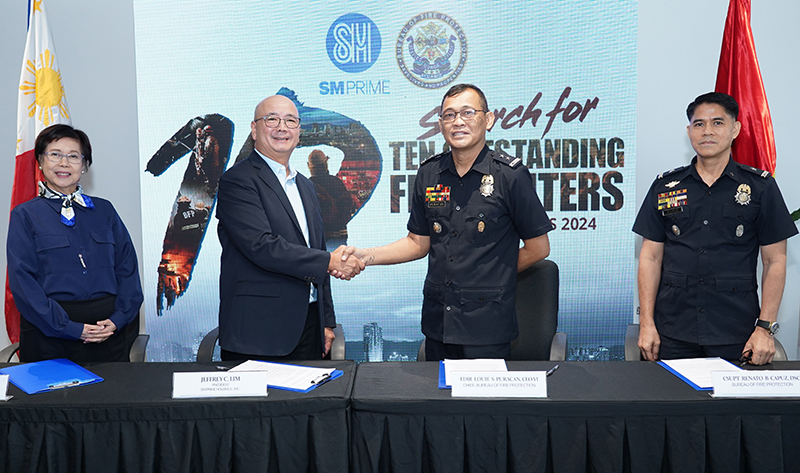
[321,13,390,96]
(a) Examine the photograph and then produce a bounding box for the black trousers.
[221,302,323,361]
[424,337,511,361]
[19,295,137,363]
[658,334,746,362]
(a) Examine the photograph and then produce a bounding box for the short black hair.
[35,124,93,168]
[440,83,488,113]
[686,92,739,122]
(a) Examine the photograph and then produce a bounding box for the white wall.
[0,1,798,356]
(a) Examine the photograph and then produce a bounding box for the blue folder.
[438,361,449,389]
[0,358,103,395]
[657,359,740,391]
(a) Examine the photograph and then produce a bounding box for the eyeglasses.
[256,115,301,129]
[44,151,83,165]
[440,108,488,123]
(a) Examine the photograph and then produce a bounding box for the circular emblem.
[736,224,744,237]
[326,13,381,73]
[672,225,680,236]
[396,12,467,89]
[734,183,751,206]
[433,222,442,233]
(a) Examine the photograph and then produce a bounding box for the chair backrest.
[196,325,346,362]
[508,259,559,360]
[197,327,220,362]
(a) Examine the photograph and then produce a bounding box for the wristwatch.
[755,319,780,336]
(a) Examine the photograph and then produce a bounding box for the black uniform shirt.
[408,146,552,345]
[633,156,798,345]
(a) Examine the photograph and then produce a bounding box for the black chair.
[624,323,788,361]
[0,334,150,363]
[417,259,565,361]
[196,323,346,362]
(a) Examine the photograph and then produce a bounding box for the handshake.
[327,245,366,280]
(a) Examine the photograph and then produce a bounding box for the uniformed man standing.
[336,84,552,360]
[634,92,797,365]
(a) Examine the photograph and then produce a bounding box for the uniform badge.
[672,225,680,236]
[425,184,450,208]
[665,181,680,188]
[478,221,485,233]
[736,224,744,237]
[433,222,442,233]
[734,183,751,206]
[480,174,494,197]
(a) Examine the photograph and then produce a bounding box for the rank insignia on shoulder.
[741,164,770,178]
[492,150,520,167]
[421,152,445,166]
[657,165,689,180]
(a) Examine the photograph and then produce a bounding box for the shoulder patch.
[739,163,771,178]
[656,164,689,180]
[491,150,521,168]
[421,152,445,166]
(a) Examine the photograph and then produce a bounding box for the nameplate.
[712,370,800,398]
[450,371,547,398]
[172,371,269,399]
[0,375,10,401]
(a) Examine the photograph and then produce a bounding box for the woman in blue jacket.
[7,124,143,362]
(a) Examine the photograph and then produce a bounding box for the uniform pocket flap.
[423,281,442,302]
[34,234,69,252]
[90,231,114,244]
[661,272,687,289]
[716,278,752,292]
[459,287,503,304]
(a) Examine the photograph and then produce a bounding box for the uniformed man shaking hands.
[633,92,797,365]
[333,84,552,361]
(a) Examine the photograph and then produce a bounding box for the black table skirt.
[0,361,354,473]
[350,361,800,473]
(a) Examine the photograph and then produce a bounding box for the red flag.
[6,0,71,343]
[715,0,776,174]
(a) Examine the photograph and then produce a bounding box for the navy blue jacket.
[216,151,334,356]
[7,196,143,340]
